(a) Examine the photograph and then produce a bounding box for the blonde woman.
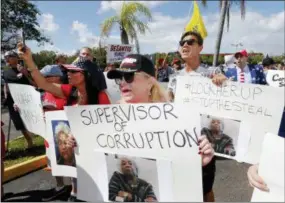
[68,54,214,202]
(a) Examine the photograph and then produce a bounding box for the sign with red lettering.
[106,44,134,63]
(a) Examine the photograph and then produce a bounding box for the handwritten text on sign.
[106,44,134,63]
[65,103,201,159]
[174,76,284,164]
[266,70,285,88]
[8,84,45,137]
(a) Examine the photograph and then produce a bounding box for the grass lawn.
[4,135,46,168]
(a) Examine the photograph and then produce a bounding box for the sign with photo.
[174,76,284,164]
[45,110,76,178]
[106,44,134,63]
[65,103,203,202]
[8,84,45,137]
[266,70,285,87]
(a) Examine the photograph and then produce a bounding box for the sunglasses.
[179,39,198,46]
[115,72,135,85]
[67,69,82,74]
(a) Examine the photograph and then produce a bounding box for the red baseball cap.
[234,50,248,58]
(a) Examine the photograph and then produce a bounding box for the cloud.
[71,21,100,47]
[133,10,284,55]
[39,13,59,32]
[97,1,167,14]
[43,44,61,53]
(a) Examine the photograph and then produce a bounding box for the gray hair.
[209,117,225,132]
[54,122,71,143]
[117,156,138,177]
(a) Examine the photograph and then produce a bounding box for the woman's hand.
[17,43,33,64]
[247,164,269,192]
[198,135,214,166]
[212,73,227,86]
[66,135,77,149]
[13,104,20,112]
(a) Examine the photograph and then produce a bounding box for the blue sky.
[28,1,285,55]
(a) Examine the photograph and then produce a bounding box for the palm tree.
[201,0,246,66]
[100,2,152,54]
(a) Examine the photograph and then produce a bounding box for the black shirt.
[3,67,31,105]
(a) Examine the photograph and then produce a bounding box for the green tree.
[1,0,50,52]
[100,2,152,54]
[32,50,56,69]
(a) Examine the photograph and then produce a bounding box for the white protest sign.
[104,72,121,104]
[45,110,76,178]
[65,103,203,202]
[266,70,285,87]
[8,84,45,137]
[106,44,134,63]
[251,133,284,202]
[175,76,284,164]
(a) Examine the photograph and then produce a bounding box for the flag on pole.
[184,1,208,39]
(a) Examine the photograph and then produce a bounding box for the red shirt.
[42,92,67,111]
[60,84,111,105]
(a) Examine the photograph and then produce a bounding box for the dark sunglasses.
[179,39,198,46]
[67,69,82,74]
[115,72,135,85]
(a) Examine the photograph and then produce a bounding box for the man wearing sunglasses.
[167,31,227,202]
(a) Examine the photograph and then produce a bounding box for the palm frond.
[100,16,119,37]
[121,2,152,22]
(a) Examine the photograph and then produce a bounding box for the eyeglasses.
[115,73,135,85]
[179,39,198,46]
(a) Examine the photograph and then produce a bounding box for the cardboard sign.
[45,110,76,178]
[266,70,285,87]
[174,76,284,164]
[251,133,284,202]
[106,44,134,63]
[65,103,203,202]
[8,84,45,137]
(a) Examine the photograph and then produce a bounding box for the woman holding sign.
[105,54,215,201]
[17,43,111,202]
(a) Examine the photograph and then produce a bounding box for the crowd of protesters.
[1,30,284,202]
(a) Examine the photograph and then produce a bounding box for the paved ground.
[3,159,253,202]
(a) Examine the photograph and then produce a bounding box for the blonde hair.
[140,72,169,103]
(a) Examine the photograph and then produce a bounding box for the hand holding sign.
[198,135,214,166]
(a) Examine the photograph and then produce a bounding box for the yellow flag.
[184,1,208,39]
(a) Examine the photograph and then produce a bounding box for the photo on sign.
[51,120,76,167]
[106,154,159,202]
[200,114,241,158]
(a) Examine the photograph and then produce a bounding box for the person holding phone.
[2,51,34,149]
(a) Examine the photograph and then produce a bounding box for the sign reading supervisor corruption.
[64,103,203,202]
[106,44,134,63]
[174,76,284,164]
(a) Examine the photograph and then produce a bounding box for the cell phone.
[18,59,25,67]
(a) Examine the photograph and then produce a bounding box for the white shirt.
[236,65,252,84]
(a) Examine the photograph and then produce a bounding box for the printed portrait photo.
[51,120,76,167]
[200,115,241,157]
[106,154,159,202]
